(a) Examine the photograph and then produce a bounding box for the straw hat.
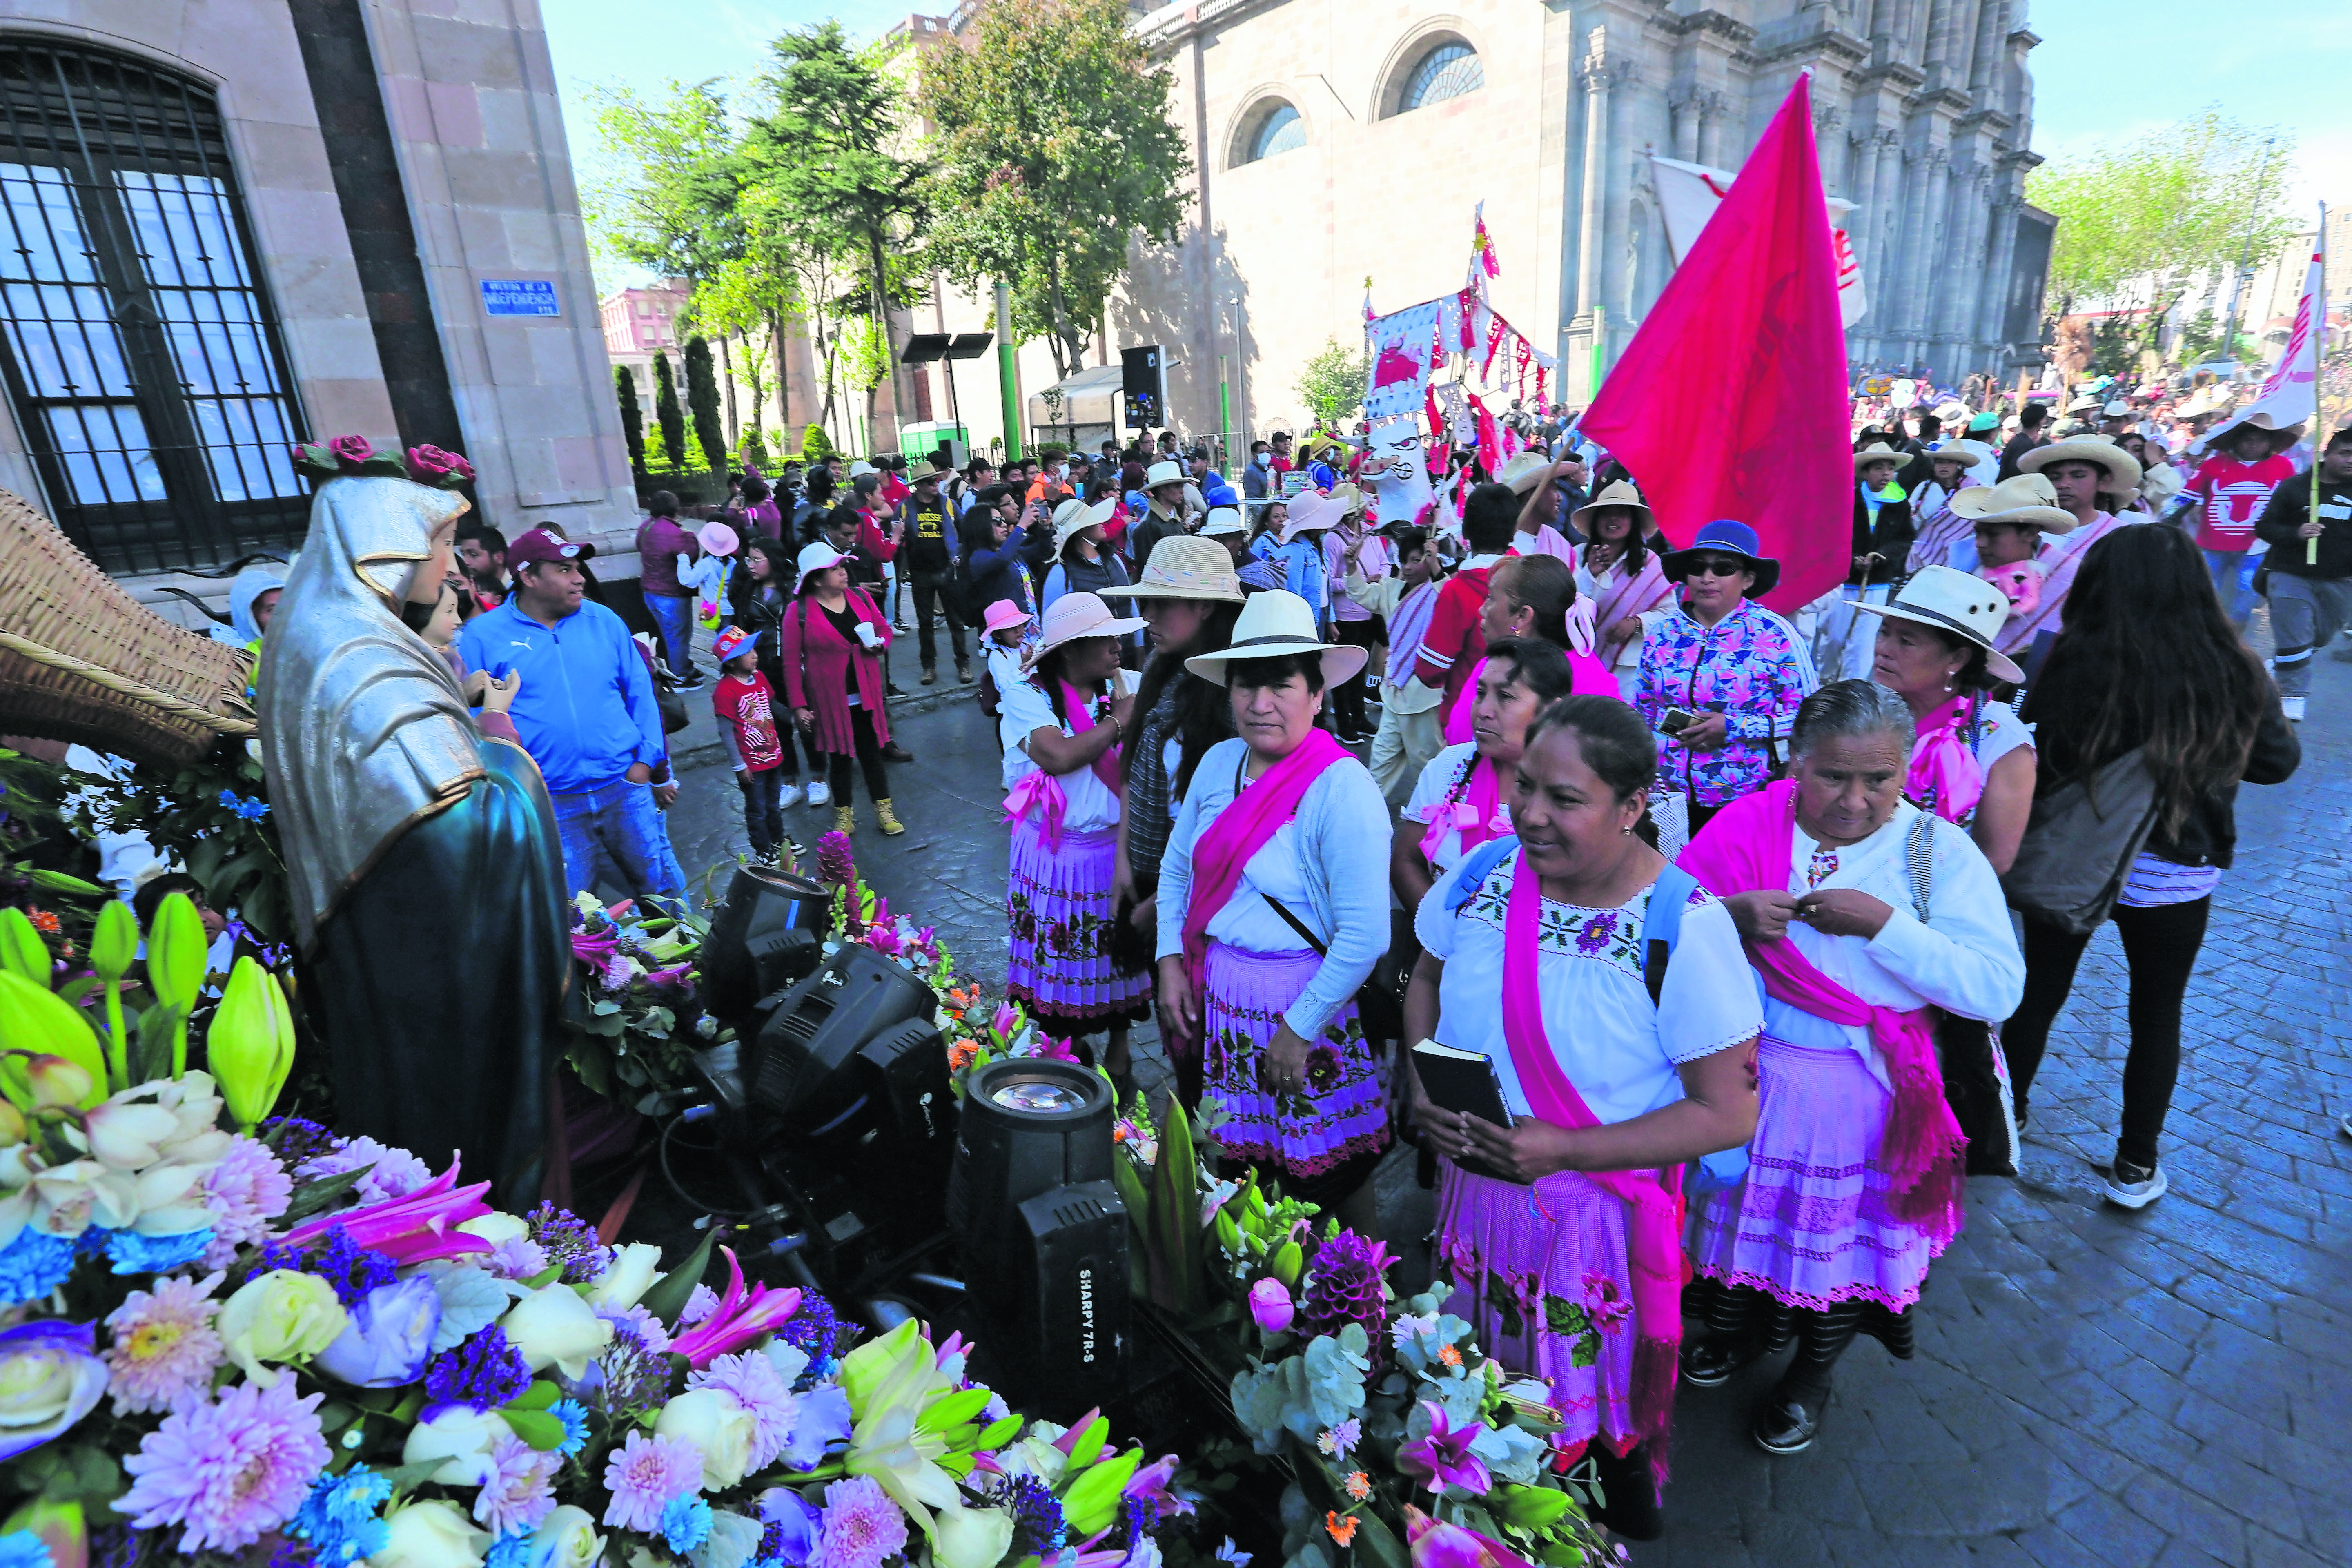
[793,541,851,593]
[1658,519,1780,597]
[1102,535,1243,604]
[1143,459,1185,490]
[1183,590,1367,686]
[1199,506,1248,537]
[1494,452,1552,495]
[2065,394,2102,415]
[1947,474,2078,535]
[1568,479,1652,535]
[1922,439,1995,469]
[1852,442,1918,474]
[697,520,740,556]
[1279,491,1337,543]
[1027,591,1147,663]
[1051,496,1119,558]
[1849,564,2025,684]
[2101,400,2133,419]
[2018,436,2142,493]
[1324,481,1365,518]
[1932,401,1971,424]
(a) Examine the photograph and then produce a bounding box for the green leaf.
[509,1380,561,1412]
[1569,1334,1599,1371]
[24,869,106,896]
[281,1165,370,1224]
[638,1227,717,1326]
[499,1408,568,1452]
[1483,1272,1524,1340]
[1540,1296,1590,1339]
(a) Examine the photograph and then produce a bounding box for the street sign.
[480,279,559,317]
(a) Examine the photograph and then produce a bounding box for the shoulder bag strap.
[1640,864,1701,1006]
[1903,811,1934,925]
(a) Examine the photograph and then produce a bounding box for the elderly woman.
[1405,695,1761,1533]
[1677,681,2024,1456]
[1155,591,1392,1228]
[1634,521,1817,838]
[1002,591,1154,1074]
[1857,565,2037,873]
[1394,637,1577,910]
[780,540,901,836]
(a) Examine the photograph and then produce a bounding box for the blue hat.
[1659,519,1779,597]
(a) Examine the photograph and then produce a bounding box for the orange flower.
[1344,1471,1372,1500]
[948,1041,978,1070]
[26,909,58,935]
[1437,1343,1463,1368]
[1325,1512,1358,1547]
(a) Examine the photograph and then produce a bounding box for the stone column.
[1697,89,1728,169]
[1815,103,1849,196]
[1600,58,1637,357]
[1670,86,1700,161]
[1868,133,1905,359]
[1906,148,1952,364]
[1575,41,1613,320]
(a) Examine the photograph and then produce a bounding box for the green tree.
[650,351,686,471]
[2027,111,2296,315]
[684,336,726,475]
[800,423,836,463]
[748,24,927,438]
[614,364,645,471]
[1296,336,1368,426]
[918,0,1192,380]
[580,78,744,287]
[688,258,795,444]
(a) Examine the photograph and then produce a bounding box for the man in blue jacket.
[457,527,683,907]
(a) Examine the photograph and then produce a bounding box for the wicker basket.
[0,487,257,768]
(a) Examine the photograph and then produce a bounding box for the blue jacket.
[967,543,1036,617]
[457,599,667,793]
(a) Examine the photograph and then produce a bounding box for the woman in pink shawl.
[1577,482,1672,700]
[1406,696,1760,1535]
[1439,554,1615,746]
[1676,682,2022,1457]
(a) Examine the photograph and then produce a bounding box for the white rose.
[457,1212,532,1247]
[523,1505,605,1568]
[497,1284,613,1381]
[371,1498,490,1568]
[655,1388,755,1489]
[933,1503,1016,1568]
[400,1406,507,1486]
[586,1242,663,1310]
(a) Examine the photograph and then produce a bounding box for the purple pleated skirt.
[1201,941,1389,1205]
[1434,1163,1640,1459]
[1006,820,1151,1027]
[1687,1037,1953,1312]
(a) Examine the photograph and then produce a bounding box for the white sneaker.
[2281,695,2306,722]
[805,779,832,807]
[777,782,805,809]
[2102,1159,2168,1209]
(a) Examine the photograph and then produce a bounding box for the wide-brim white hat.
[1494,452,1552,495]
[1102,535,1244,603]
[2018,437,2142,493]
[1144,459,1185,490]
[1027,591,1147,662]
[1183,589,1367,686]
[1853,442,1918,472]
[1051,496,1120,557]
[1200,505,1248,537]
[1849,564,2025,685]
[1279,491,1337,543]
[1947,473,2078,534]
[794,542,852,593]
[1568,479,1652,533]
[1922,439,1995,469]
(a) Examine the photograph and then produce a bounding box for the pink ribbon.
[1002,769,1069,850]
[1418,754,1506,862]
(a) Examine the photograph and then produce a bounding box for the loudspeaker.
[1121,345,1164,431]
[1005,1180,1129,1418]
[700,866,831,1023]
[748,946,938,1130]
[947,1059,1113,1305]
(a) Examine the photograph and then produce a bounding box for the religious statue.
[258,441,568,1204]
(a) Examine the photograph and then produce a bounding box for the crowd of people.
[262,383,2320,1536]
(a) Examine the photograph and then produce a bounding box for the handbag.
[2000,745,2160,935]
[1256,890,1405,1044]
[1905,813,2020,1178]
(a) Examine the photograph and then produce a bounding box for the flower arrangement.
[565,893,706,1111]
[65,739,294,956]
[1113,1104,1615,1568]
[290,437,475,490]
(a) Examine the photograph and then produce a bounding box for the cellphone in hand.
[1660,708,1696,735]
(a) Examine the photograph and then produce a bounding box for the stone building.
[0,1,637,599]
[1117,0,2052,439]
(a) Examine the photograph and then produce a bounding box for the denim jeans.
[549,778,686,909]
[646,591,695,678]
[2201,548,2258,624]
[738,766,785,857]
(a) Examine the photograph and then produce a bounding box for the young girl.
[421,576,468,683]
[726,535,812,808]
[711,624,791,860]
[681,520,740,636]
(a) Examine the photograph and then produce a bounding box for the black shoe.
[886,682,904,697]
[1753,1386,1827,1454]
[674,673,706,692]
[1679,1335,1764,1388]
[880,742,916,764]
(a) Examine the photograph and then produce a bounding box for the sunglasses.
[1684,555,1753,579]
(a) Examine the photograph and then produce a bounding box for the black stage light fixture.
[1005,1179,1129,1418]
[747,945,939,1130]
[699,866,831,1023]
[947,1058,1114,1303]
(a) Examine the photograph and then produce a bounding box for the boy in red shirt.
[712,625,792,860]
[1412,481,1520,711]
[2185,420,2298,626]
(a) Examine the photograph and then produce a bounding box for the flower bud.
[143,893,207,1016]
[88,901,137,984]
[206,958,294,1129]
[22,1056,91,1112]
[0,973,108,1112]
[0,909,49,985]
[1248,1277,1295,1336]
[0,1101,24,1147]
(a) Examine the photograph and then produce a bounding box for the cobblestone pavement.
[653,647,2352,1568]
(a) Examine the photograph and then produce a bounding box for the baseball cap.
[711,625,755,664]
[507,527,594,568]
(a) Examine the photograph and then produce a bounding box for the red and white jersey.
[2187,452,2295,550]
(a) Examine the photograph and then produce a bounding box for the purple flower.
[678,1283,721,1327]
[1396,1403,1490,1497]
[777,1383,851,1471]
[1247,1278,1294,1336]
[1301,1230,1396,1365]
[120,1378,331,1552]
[261,1117,339,1173]
[297,1137,431,1208]
[815,1476,906,1568]
[525,1203,611,1285]
[1581,1271,1632,1333]
[313,1275,440,1388]
[1573,910,1618,956]
[597,1301,669,1357]
[424,1326,531,1414]
[103,1272,227,1416]
[690,1350,798,1472]
[486,1234,550,1283]
[815,831,856,890]
[326,435,374,467]
[758,1486,822,1562]
[0,1321,108,1460]
[600,1428,704,1532]
[281,1225,397,1311]
[1316,1419,1360,1460]
[470,1433,558,1538]
[199,1136,292,1270]
[997,1474,1065,1558]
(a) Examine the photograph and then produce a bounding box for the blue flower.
[96,1228,214,1277]
[0,1232,76,1305]
[661,1494,713,1554]
[778,1383,852,1470]
[1214,1539,1254,1568]
[549,1397,590,1457]
[217,788,270,820]
[0,1530,52,1568]
[290,1463,392,1564]
[423,1325,531,1413]
[485,1532,535,1568]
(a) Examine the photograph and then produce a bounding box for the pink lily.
[285,1156,494,1264]
[1397,1402,1490,1496]
[1052,1410,1102,1455]
[570,929,618,967]
[933,1331,969,1370]
[1036,1036,1078,1064]
[668,1246,802,1367]
[1402,1506,1535,1568]
[1065,1527,1127,1568]
[644,962,693,992]
[991,1002,1019,1041]
[1125,1453,1192,1515]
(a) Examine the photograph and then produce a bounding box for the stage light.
[698,865,831,1024]
[947,1059,1113,1305]
[746,945,938,1129]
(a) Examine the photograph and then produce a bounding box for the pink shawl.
[1441,647,1619,746]
[1178,728,1350,1007]
[1675,782,1965,1238]
[1994,512,2125,655]
[1908,694,1984,824]
[1588,550,1671,633]
[1499,856,1684,1458]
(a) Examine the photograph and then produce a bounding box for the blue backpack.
[1444,838,1750,1196]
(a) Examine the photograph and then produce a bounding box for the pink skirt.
[1201,942,1389,1205]
[1434,1164,1640,1460]
[1686,1037,1952,1313]
[1006,819,1151,1027]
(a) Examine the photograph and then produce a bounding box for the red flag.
[1578,75,1849,616]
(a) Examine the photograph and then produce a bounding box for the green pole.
[996,279,1023,461]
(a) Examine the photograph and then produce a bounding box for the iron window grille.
[0,39,310,576]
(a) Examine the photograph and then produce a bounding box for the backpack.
[1444,837,1748,1195]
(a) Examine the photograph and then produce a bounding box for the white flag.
[1649,152,1867,327]
[2204,249,2322,450]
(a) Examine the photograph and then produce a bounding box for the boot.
[834,804,855,836]
[875,798,906,836]
[957,661,973,684]
[1753,1302,1862,1455]
[920,666,938,686]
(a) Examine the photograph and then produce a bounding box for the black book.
[1410,1039,1523,1185]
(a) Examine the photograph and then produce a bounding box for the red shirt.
[2187,452,2296,550]
[1412,561,1500,708]
[713,670,784,771]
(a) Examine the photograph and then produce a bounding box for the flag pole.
[2314,201,2328,567]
